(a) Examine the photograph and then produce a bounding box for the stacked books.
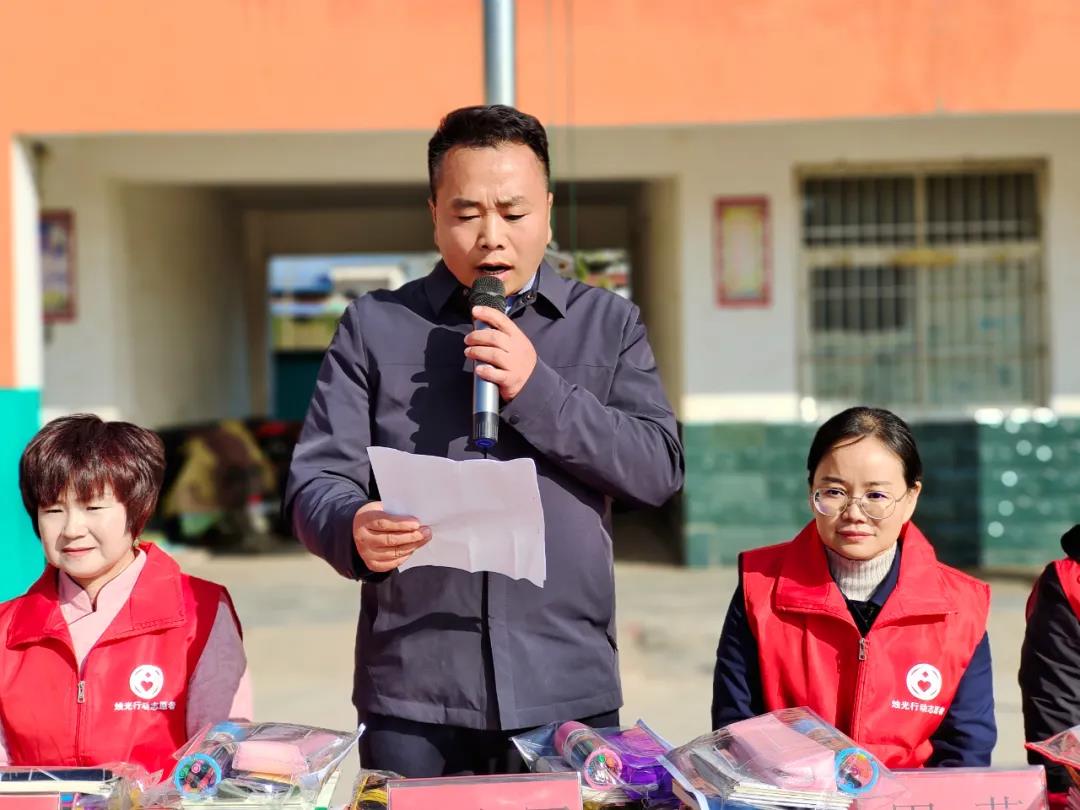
[665,741,854,810]
[0,768,119,797]
[177,771,341,810]
[0,768,124,810]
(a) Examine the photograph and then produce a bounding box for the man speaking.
[285,105,684,777]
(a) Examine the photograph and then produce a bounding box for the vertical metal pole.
[483,0,516,106]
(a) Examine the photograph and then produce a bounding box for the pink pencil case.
[232,732,341,776]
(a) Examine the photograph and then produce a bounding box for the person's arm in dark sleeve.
[927,632,996,766]
[500,304,683,508]
[712,577,764,730]
[1021,565,1080,794]
[284,302,381,582]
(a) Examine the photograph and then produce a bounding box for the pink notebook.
[727,713,837,791]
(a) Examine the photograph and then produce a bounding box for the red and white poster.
[713,196,771,308]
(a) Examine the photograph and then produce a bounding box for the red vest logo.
[129,664,165,700]
[905,663,942,701]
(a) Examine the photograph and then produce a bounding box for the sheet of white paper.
[367,446,547,587]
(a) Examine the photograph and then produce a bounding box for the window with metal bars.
[800,168,1044,411]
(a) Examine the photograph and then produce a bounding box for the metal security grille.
[800,166,1045,411]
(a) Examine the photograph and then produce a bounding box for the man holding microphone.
[285,105,683,777]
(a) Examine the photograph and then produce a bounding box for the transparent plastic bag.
[0,763,156,810]
[150,720,362,808]
[1027,725,1080,795]
[659,708,904,810]
[346,769,400,810]
[1029,725,1080,770]
[512,719,679,807]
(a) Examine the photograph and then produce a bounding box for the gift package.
[512,719,678,808]
[144,722,362,810]
[659,708,902,810]
[3,709,1059,810]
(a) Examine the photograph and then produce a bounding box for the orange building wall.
[3,0,1080,385]
[520,0,1080,127]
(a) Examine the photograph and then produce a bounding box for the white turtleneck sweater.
[825,542,898,602]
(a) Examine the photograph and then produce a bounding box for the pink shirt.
[0,550,252,763]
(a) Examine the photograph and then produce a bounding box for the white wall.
[666,116,1080,421]
[11,140,42,391]
[38,140,126,420]
[1045,135,1080,416]
[39,138,249,426]
[34,112,1080,425]
[637,179,683,410]
[115,184,249,426]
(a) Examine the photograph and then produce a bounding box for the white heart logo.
[129,664,164,700]
[905,663,942,701]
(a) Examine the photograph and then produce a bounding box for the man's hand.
[464,306,538,401]
[353,501,432,573]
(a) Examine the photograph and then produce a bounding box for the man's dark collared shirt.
[285,261,684,730]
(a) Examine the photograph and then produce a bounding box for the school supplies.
[146,721,361,809]
[659,708,899,810]
[554,722,625,789]
[0,769,116,797]
[512,719,677,807]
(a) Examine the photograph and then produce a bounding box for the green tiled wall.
[682,418,1080,569]
[683,423,815,566]
[975,418,1080,567]
[908,423,983,567]
[0,389,43,601]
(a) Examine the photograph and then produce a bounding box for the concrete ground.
[178,542,1035,799]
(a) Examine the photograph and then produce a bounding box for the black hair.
[806,406,923,489]
[20,413,165,539]
[427,105,550,199]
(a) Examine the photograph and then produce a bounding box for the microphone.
[469,275,506,450]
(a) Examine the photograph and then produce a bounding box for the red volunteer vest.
[1024,559,1080,810]
[1023,557,1080,622]
[741,521,990,769]
[0,544,235,774]
[1055,559,1080,618]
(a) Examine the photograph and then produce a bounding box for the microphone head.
[469,275,506,310]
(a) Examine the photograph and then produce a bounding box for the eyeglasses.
[812,488,908,521]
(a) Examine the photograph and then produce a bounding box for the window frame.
[795,159,1049,419]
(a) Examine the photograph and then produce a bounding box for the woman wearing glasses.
[711,406,995,768]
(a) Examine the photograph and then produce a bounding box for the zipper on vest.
[74,678,87,766]
[850,634,870,738]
